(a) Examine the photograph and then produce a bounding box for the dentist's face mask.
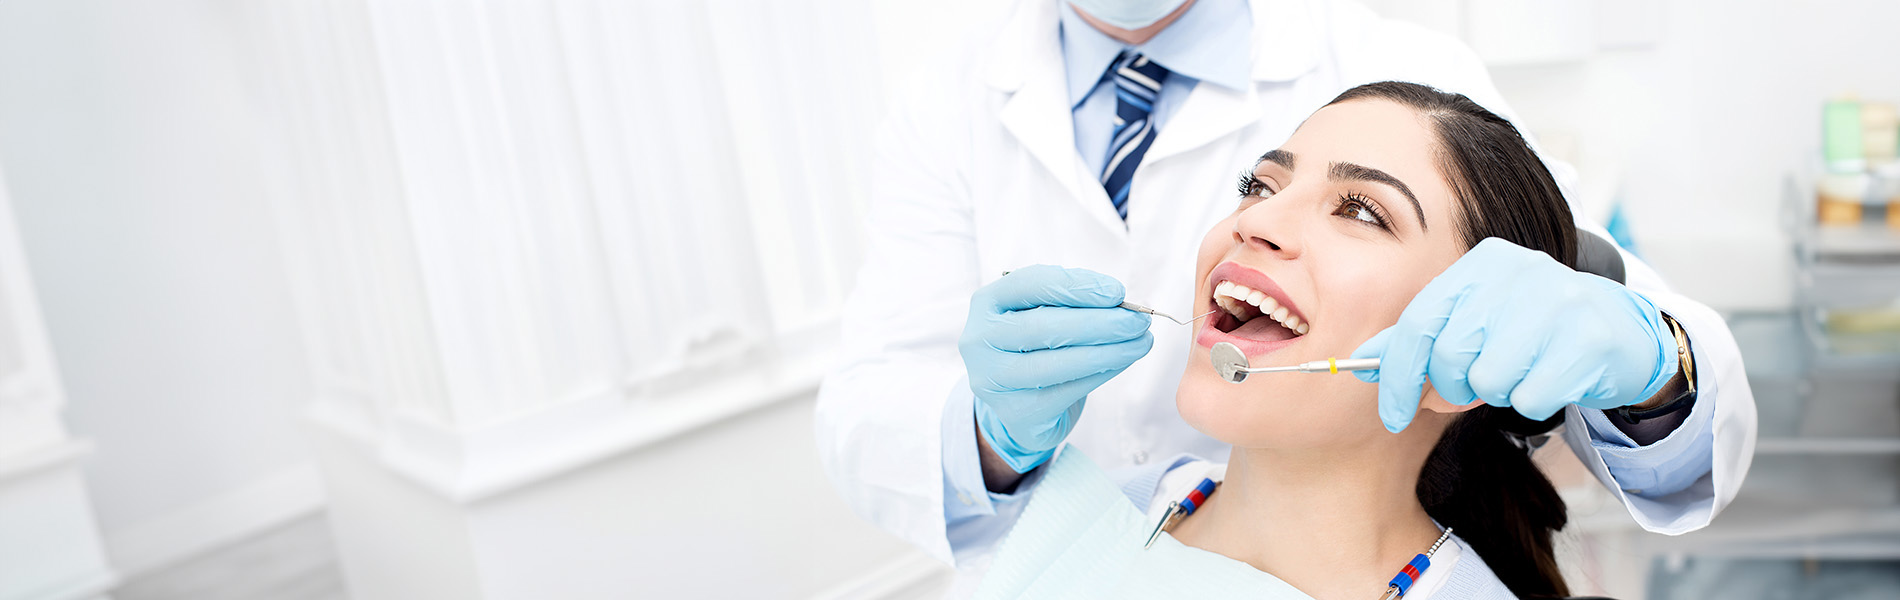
[1069,0,1190,30]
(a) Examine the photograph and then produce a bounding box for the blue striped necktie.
[1101,51,1170,221]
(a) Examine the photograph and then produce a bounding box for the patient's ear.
[1419,381,1484,415]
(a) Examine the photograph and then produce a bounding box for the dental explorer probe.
[998,270,1216,326]
[1118,301,1217,326]
[1210,341,1380,383]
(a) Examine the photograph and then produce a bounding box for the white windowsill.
[308,342,838,503]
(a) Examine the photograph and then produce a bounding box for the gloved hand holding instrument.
[1349,237,1680,433]
[961,266,1209,473]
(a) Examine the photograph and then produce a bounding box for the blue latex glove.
[1351,238,1679,432]
[961,265,1155,472]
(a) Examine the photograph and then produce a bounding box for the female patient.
[972,82,1578,599]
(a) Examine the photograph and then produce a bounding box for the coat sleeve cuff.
[941,379,1040,524]
[1581,397,1715,498]
[1579,305,1722,499]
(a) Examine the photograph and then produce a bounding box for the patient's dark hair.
[1326,81,1575,598]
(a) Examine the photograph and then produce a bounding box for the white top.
[1146,460,1460,598]
[966,449,1515,599]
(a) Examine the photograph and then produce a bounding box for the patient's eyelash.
[1332,192,1392,231]
[1235,170,1271,199]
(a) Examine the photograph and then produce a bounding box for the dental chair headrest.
[1573,228,1626,285]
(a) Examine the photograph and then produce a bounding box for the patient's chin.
[1176,369,1308,446]
[1175,360,1393,450]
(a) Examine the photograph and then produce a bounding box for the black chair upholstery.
[1574,227,1627,285]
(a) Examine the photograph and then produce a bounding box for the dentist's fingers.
[1376,354,1428,433]
[1466,341,1533,409]
[983,265,1126,312]
[1503,357,1600,421]
[1349,329,1392,383]
[1421,312,1484,407]
[980,331,1154,391]
[1017,372,1115,411]
[1375,307,1458,432]
[1374,321,1436,433]
[983,371,1110,451]
[984,305,1151,351]
[1011,396,1091,451]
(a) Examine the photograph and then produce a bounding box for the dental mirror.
[1212,341,1253,383]
[1210,341,1381,384]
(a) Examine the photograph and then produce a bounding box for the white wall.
[1363,0,1900,312]
[470,393,928,598]
[1611,0,1900,311]
[0,0,969,595]
[0,164,118,600]
[245,0,961,595]
[306,392,929,599]
[0,0,318,580]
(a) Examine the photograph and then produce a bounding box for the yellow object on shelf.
[1823,307,1900,355]
[1827,308,1900,334]
[1870,104,1900,230]
[1817,172,1867,226]
[1864,103,1898,163]
[1819,197,1862,225]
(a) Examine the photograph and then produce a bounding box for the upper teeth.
[1214,280,1309,335]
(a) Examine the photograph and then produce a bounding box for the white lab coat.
[815,0,1757,565]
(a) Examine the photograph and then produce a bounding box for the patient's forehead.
[1278,99,1459,223]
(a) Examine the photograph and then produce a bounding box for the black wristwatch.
[1614,313,1697,425]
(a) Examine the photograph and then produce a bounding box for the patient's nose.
[1233,195,1303,259]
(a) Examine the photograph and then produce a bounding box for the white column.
[248,0,904,597]
[0,169,117,600]
[252,0,882,495]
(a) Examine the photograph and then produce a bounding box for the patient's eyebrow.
[1330,161,1428,231]
[1257,149,1296,170]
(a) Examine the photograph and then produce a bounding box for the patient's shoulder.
[1430,534,1518,599]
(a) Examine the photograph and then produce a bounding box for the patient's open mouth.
[1211,280,1306,341]
[1195,261,1309,355]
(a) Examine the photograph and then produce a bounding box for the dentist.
[815,0,1757,573]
